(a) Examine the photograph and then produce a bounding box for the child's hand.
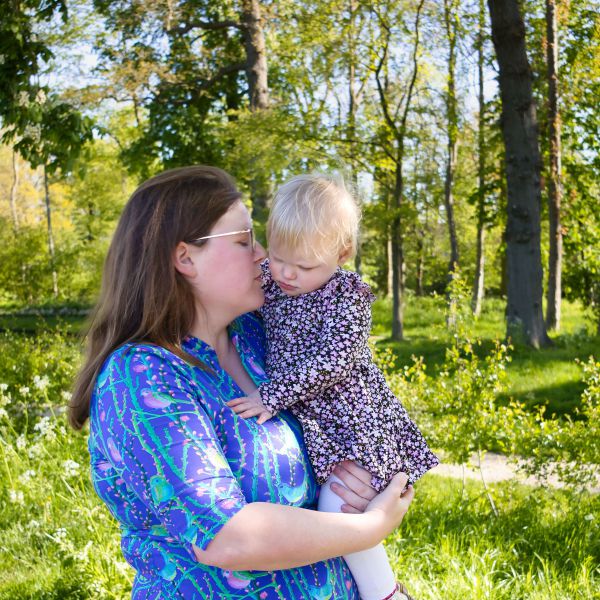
[226,390,273,424]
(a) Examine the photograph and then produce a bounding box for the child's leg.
[318,474,397,600]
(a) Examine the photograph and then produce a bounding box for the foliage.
[516,356,600,490]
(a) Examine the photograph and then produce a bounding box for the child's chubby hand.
[226,390,273,424]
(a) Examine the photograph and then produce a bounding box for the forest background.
[0,0,598,598]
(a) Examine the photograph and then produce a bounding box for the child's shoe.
[381,582,414,600]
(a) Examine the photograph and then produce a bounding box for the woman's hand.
[363,472,414,537]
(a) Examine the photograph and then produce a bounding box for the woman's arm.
[194,472,414,571]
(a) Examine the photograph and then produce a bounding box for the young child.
[227,173,438,600]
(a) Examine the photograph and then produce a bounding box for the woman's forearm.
[194,502,387,571]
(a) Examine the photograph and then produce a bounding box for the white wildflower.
[62,459,80,478]
[33,375,50,392]
[60,390,72,402]
[16,435,27,450]
[9,489,24,505]
[0,408,7,420]
[54,528,67,543]
[0,383,8,392]
[20,469,36,484]
[115,561,131,576]
[75,541,93,562]
[33,416,56,440]
[19,386,30,397]
[28,443,43,459]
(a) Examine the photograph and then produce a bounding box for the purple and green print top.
[89,312,359,599]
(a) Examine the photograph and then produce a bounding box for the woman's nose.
[253,241,267,262]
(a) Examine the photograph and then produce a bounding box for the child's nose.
[282,264,296,280]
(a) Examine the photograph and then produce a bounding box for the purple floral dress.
[259,261,439,491]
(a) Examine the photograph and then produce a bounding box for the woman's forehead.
[214,201,251,229]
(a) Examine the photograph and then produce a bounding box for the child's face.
[268,240,348,296]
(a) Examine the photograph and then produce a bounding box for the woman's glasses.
[191,228,255,250]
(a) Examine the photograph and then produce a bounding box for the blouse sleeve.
[94,345,247,560]
[258,278,373,415]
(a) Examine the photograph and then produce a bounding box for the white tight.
[318,474,397,600]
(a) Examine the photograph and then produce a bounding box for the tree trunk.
[348,0,362,276]
[43,166,58,298]
[545,0,562,331]
[391,145,405,340]
[240,0,269,111]
[472,0,486,316]
[375,0,425,340]
[240,0,270,220]
[487,0,551,348]
[9,150,19,233]
[443,0,460,276]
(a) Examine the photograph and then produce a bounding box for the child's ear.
[173,242,198,278]
[338,247,352,266]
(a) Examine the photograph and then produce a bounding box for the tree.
[0,0,94,298]
[373,0,426,341]
[545,0,563,331]
[443,0,460,277]
[487,0,552,347]
[472,0,487,316]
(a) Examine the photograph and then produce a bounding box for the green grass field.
[0,296,598,598]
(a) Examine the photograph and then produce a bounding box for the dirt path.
[430,452,600,494]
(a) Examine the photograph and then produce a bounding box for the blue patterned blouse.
[88,312,359,599]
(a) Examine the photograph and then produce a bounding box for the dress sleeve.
[94,346,247,560]
[258,277,373,415]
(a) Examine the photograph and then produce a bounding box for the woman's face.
[188,201,266,322]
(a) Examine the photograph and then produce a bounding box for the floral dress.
[88,312,359,599]
[259,262,439,492]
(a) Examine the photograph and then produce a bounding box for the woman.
[69,166,414,599]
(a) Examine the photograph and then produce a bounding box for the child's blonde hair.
[267,173,361,261]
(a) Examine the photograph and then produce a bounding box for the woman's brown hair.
[68,165,242,429]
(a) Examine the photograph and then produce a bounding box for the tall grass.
[0,303,597,598]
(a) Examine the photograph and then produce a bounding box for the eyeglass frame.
[189,228,255,250]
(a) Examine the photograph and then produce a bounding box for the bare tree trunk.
[43,166,58,298]
[545,0,562,331]
[472,0,486,316]
[347,0,362,275]
[387,230,393,297]
[9,150,19,233]
[443,0,460,276]
[488,0,551,348]
[241,0,269,111]
[240,0,270,220]
[391,145,405,340]
[416,233,425,296]
[375,0,425,340]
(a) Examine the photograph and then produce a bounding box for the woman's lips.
[277,281,297,291]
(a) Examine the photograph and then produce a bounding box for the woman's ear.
[173,242,198,278]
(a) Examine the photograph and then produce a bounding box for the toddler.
[228,174,438,600]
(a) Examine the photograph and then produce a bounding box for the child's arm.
[253,285,372,416]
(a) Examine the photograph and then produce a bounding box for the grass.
[0,298,597,598]
[1,408,597,599]
[372,296,599,417]
[391,474,599,599]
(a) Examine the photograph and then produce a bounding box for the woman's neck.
[189,309,232,356]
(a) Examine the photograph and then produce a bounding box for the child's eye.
[298,265,316,271]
